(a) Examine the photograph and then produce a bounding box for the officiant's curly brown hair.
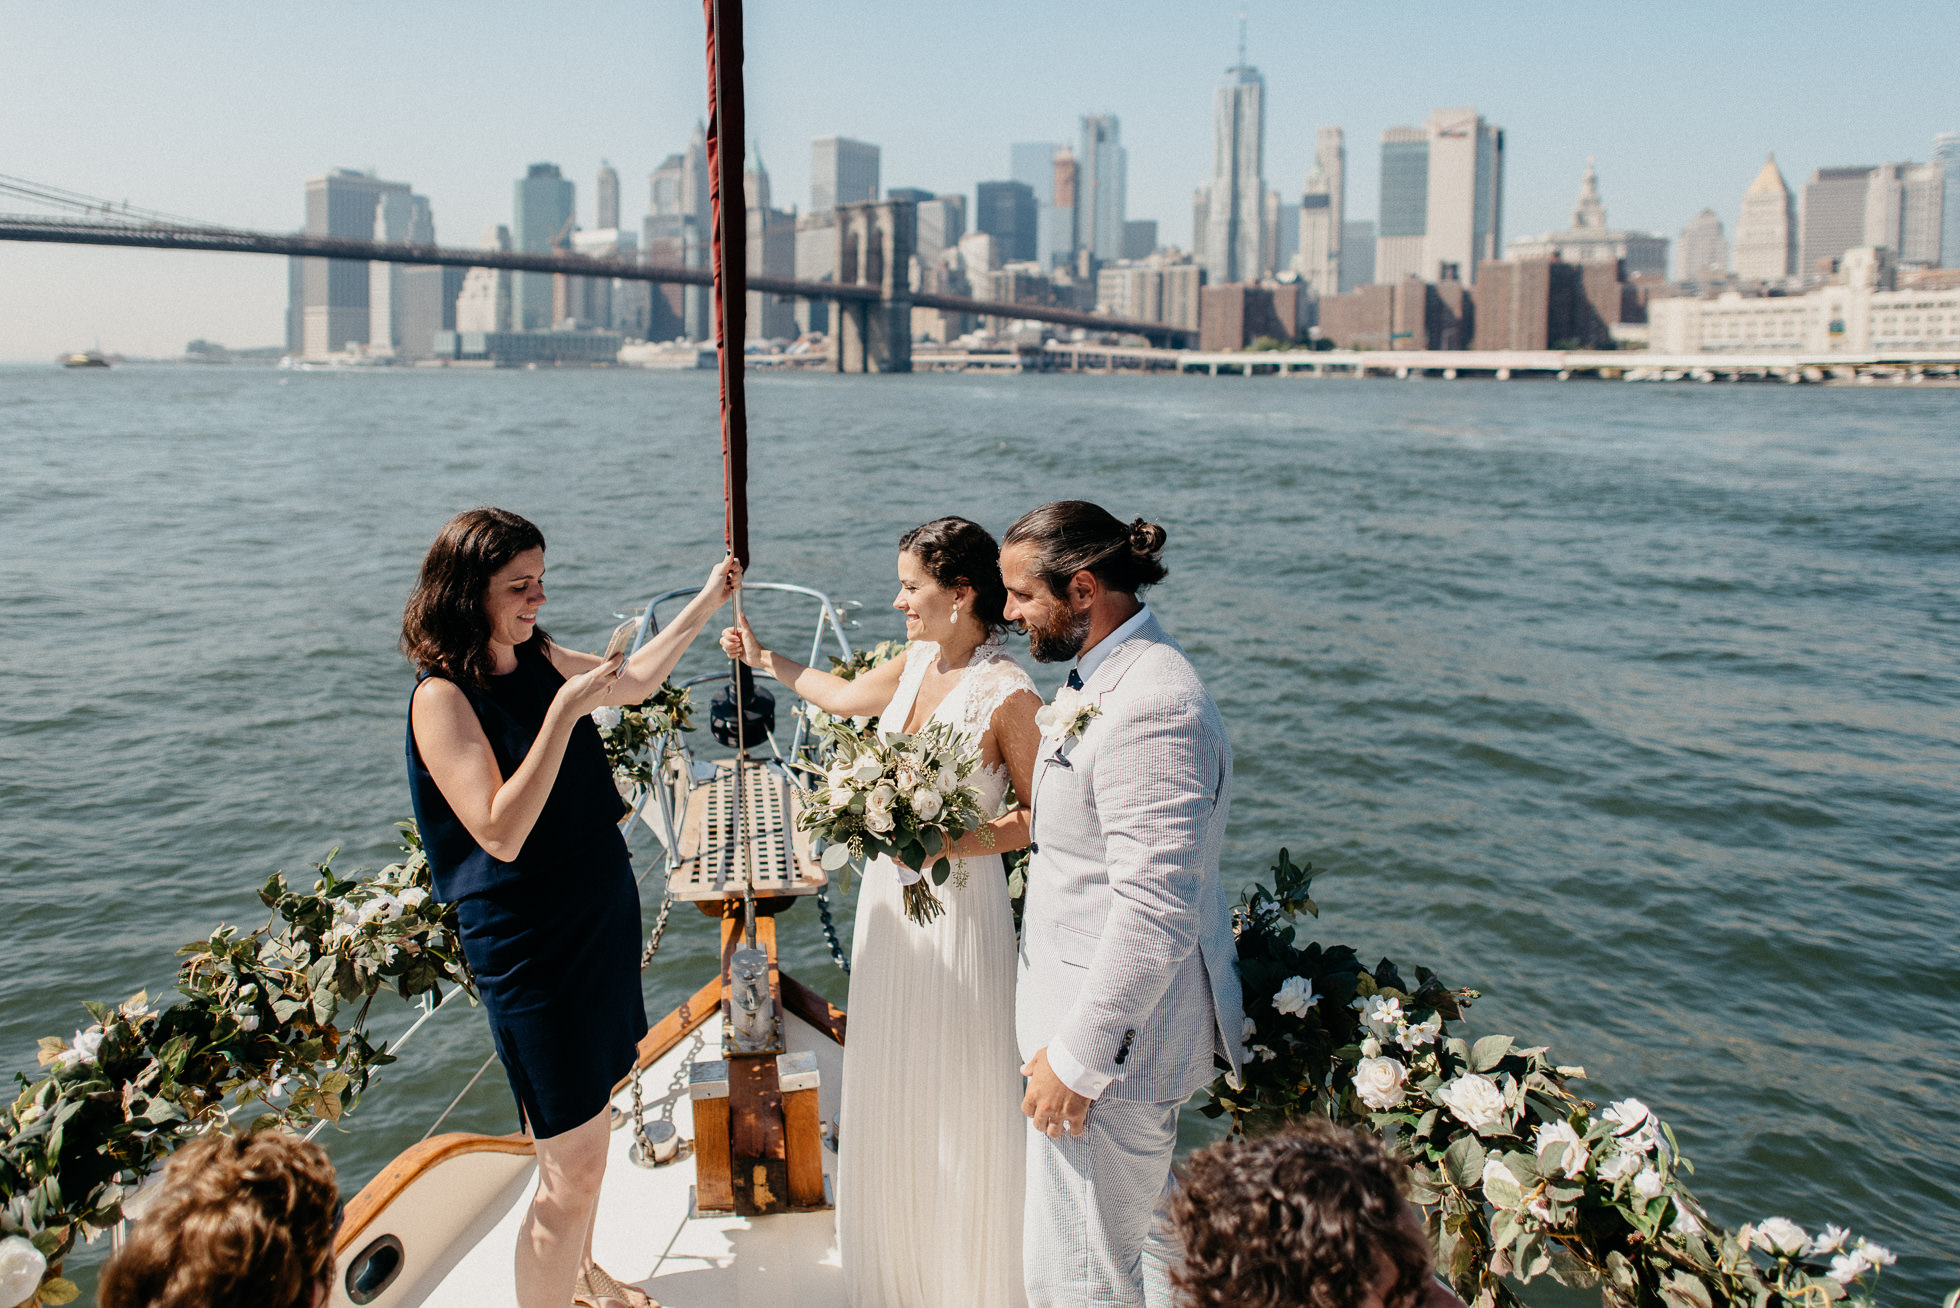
[1168,1119,1435,1308]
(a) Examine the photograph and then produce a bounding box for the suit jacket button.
[1028,841,1039,855]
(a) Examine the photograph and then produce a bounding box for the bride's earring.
[951,604,960,624]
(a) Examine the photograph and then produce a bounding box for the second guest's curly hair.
[1168,1118,1435,1308]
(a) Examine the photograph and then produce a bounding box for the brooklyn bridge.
[0,174,1196,370]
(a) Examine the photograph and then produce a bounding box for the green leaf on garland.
[1442,1134,1486,1189]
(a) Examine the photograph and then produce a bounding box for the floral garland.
[591,681,694,793]
[0,826,469,1308]
[1208,850,1908,1308]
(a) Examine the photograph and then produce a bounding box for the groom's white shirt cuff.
[1046,1037,1112,1100]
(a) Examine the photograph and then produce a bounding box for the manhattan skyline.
[1,0,1952,359]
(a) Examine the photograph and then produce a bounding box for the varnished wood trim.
[779,971,847,1047]
[334,1132,534,1255]
[616,974,724,1089]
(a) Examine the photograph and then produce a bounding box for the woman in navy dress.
[403,507,735,1308]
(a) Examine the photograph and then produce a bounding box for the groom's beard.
[1026,607,1092,664]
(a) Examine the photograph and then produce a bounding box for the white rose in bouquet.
[864,785,898,835]
[1352,1056,1408,1110]
[912,787,944,821]
[1534,1119,1590,1178]
[852,755,885,785]
[935,764,959,793]
[1436,1073,1506,1131]
[894,761,922,792]
[0,1235,48,1308]
[826,783,855,811]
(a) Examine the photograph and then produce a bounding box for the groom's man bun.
[1004,500,1169,599]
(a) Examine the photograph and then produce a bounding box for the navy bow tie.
[1066,668,1083,691]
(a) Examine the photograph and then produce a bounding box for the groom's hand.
[1021,1048,1092,1138]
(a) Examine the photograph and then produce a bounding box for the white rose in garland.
[0,1235,47,1308]
[1352,1056,1408,1110]
[1534,1119,1590,1179]
[1596,1148,1643,1185]
[1632,1168,1665,1200]
[1273,976,1319,1017]
[590,705,624,730]
[1753,1217,1809,1257]
[1436,1073,1507,1131]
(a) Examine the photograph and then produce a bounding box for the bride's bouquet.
[799,717,989,925]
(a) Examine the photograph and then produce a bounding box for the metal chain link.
[639,890,676,971]
[629,888,679,1154]
[815,886,851,973]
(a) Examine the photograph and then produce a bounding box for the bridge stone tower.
[832,199,914,373]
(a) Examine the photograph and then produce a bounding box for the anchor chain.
[639,889,676,971]
[815,885,851,973]
[629,888,678,1158]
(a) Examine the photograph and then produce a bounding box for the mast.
[704,0,748,569]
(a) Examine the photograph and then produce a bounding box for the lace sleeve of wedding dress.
[952,647,1039,745]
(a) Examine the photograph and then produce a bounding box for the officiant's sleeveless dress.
[406,635,646,1140]
[838,638,1036,1308]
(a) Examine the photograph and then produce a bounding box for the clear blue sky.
[2,0,1952,359]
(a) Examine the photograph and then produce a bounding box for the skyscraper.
[1734,154,1795,282]
[1340,221,1375,290]
[1011,142,1063,266]
[1422,107,1503,284]
[1800,166,1874,278]
[296,168,425,358]
[1374,127,1428,284]
[1051,150,1080,268]
[1197,46,1265,285]
[1678,209,1730,281]
[1937,133,1960,268]
[975,180,1038,263]
[1079,115,1127,262]
[811,136,879,212]
[513,163,574,330]
[915,194,966,269]
[645,127,712,339]
[368,188,435,355]
[1294,128,1345,297]
[596,161,620,231]
[1900,162,1945,266]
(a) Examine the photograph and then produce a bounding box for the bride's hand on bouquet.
[718,615,767,669]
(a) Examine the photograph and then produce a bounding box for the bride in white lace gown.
[721,518,1043,1308]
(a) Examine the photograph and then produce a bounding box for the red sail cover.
[704,0,749,565]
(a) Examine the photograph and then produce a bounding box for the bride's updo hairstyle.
[402,507,551,688]
[899,516,1010,635]
[1002,500,1168,599]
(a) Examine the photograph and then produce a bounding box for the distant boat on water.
[59,349,111,368]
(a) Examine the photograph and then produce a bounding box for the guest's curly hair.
[1168,1119,1435,1308]
[98,1132,341,1308]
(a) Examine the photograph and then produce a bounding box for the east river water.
[2,366,1954,1300]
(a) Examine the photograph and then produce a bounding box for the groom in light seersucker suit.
[999,501,1245,1308]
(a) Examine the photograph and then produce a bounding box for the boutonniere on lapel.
[1034,685,1100,747]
